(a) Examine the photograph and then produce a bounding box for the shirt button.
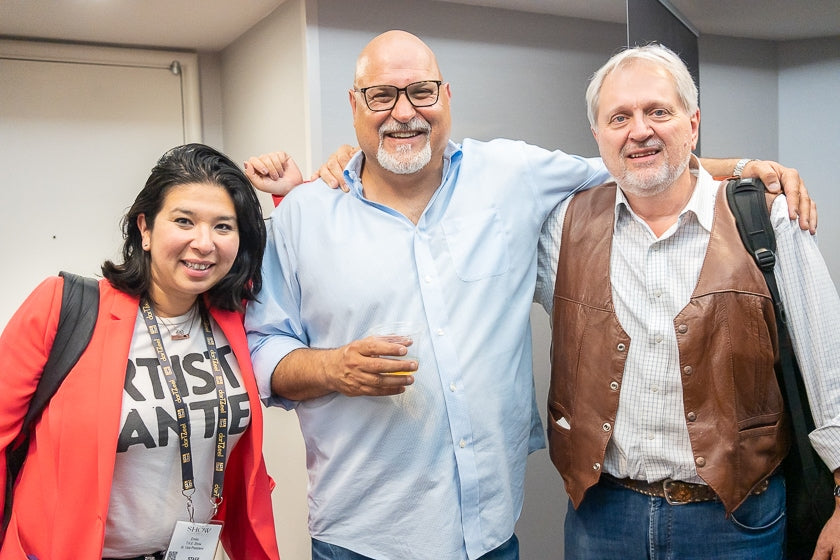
[654,334,663,343]
[648,433,655,440]
[436,328,444,336]
[459,439,466,448]
[425,275,433,283]
[651,385,659,393]
[687,412,697,422]
[449,383,456,392]
[609,381,619,391]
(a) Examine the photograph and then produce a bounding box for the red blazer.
[0,277,281,559]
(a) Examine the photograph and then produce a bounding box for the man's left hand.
[742,160,817,234]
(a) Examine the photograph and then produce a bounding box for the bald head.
[354,30,442,86]
[349,30,452,184]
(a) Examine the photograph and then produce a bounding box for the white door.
[0,40,201,327]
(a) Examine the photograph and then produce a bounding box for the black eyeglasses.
[355,80,443,112]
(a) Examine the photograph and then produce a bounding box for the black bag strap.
[2,271,99,537]
[21,272,100,432]
[726,178,778,294]
[725,178,819,472]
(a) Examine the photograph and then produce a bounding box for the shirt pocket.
[442,209,510,281]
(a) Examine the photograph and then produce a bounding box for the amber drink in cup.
[368,322,424,375]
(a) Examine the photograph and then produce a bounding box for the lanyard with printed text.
[140,298,229,521]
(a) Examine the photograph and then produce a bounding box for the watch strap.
[733,158,755,177]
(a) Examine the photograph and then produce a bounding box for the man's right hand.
[324,335,417,397]
[271,336,417,401]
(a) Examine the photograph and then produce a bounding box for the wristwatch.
[733,158,755,177]
[834,484,840,497]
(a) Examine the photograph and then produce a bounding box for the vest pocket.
[547,402,573,474]
[548,402,572,433]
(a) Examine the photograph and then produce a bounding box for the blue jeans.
[311,534,519,560]
[564,474,785,560]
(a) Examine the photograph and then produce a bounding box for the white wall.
[698,35,779,160]
[314,0,621,160]
[699,33,840,290]
[217,2,313,559]
[221,0,312,215]
[198,51,225,151]
[779,36,840,286]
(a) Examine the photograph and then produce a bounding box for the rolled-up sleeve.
[245,210,308,408]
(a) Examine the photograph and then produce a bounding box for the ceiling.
[0,0,838,52]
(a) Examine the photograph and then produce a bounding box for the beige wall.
[221,0,312,215]
[218,1,313,558]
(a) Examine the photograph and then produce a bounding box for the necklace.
[157,303,199,341]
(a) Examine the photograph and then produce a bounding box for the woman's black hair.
[102,143,266,312]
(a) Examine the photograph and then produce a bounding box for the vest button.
[602,422,612,432]
[683,365,693,375]
[687,411,697,422]
[678,324,688,334]
[695,457,706,467]
[609,381,619,391]
[593,462,601,471]
[617,343,626,352]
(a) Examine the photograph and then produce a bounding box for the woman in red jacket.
[0,144,281,560]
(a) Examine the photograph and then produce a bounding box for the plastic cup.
[368,322,424,375]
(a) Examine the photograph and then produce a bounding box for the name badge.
[165,520,223,560]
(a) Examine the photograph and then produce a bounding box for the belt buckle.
[662,478,689,506]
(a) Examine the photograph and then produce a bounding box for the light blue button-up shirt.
[246,138,608,559]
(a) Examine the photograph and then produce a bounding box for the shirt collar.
[613,154,716,233]
[343,140,462,197]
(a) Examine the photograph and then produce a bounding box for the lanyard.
[140,298,229,521]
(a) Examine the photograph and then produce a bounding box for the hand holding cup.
[367,322,424,376]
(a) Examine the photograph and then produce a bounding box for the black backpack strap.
[3,271,99,536]
[726,178,778,292]
[22,272,100,431]
[725,177,790,326]
[726,176,822,484]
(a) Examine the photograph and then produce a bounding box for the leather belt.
[601,473,770,505]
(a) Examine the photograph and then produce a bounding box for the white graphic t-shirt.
[101,308,251,556]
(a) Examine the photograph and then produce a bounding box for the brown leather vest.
[548,183,789,514]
